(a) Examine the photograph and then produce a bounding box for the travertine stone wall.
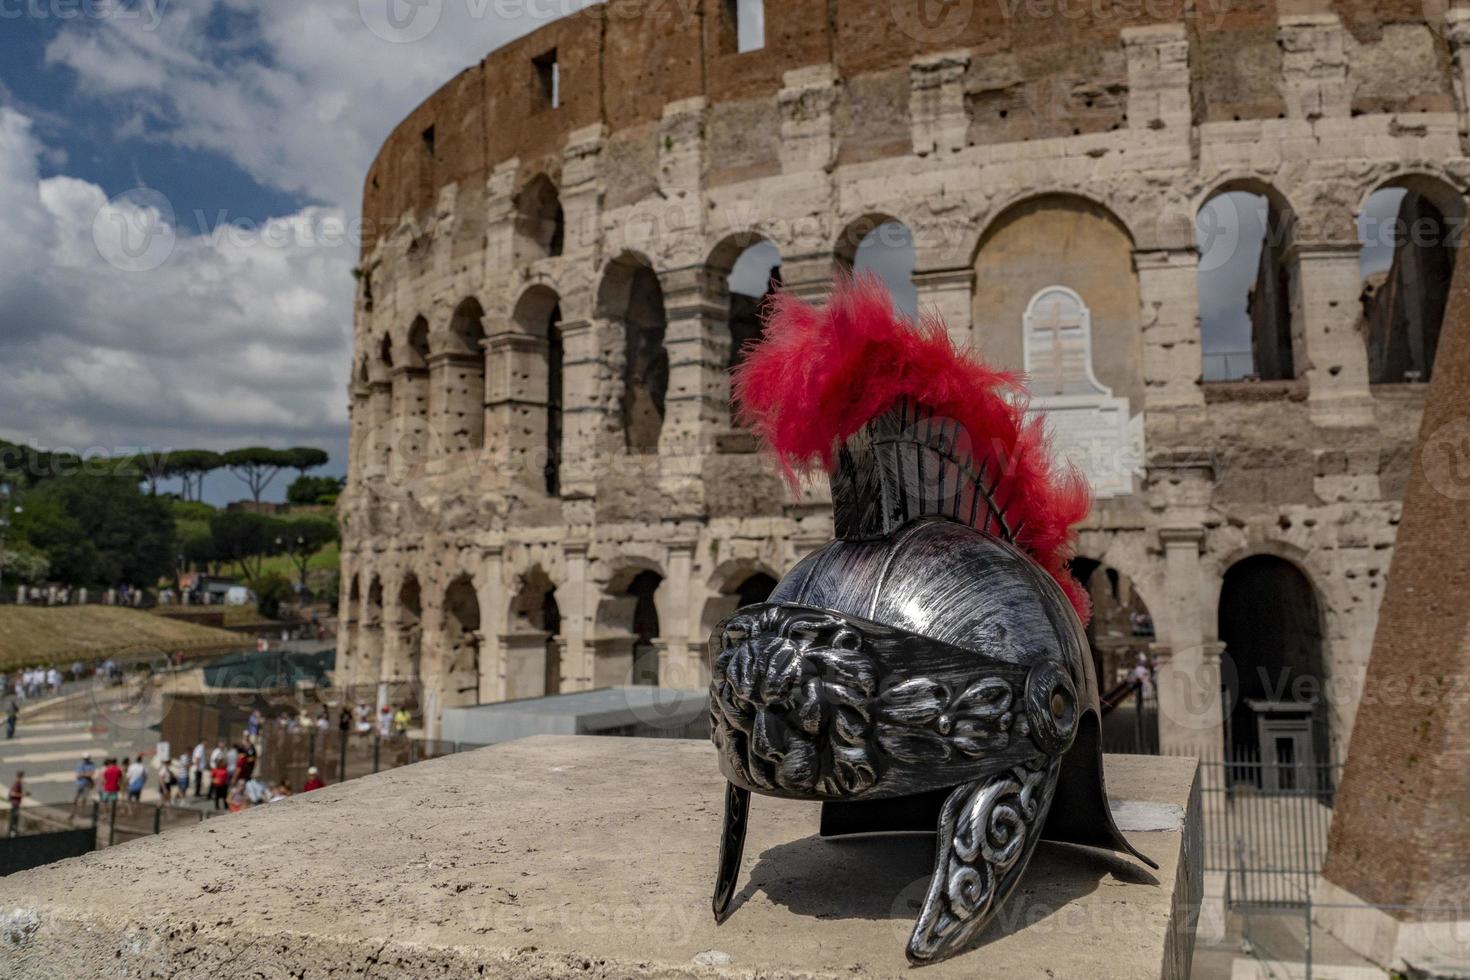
[343,2,1467,751]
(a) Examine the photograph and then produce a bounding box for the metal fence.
[254,730,480,793]
[1196,752,1341,910]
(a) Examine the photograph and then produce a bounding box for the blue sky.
[0,0,575,504]
[0,1,1407,502]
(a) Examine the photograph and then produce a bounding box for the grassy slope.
[0,606,243,671]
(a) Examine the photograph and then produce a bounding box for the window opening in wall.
[1359,186,1456,384]
[421,125,435,156]
[850,221,917,318]
[546,305,564,496]
[1197,191,1294,382]
[722,0,765,53]
[533,49,560,110]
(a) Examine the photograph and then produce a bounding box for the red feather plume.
[732,273,1093,623]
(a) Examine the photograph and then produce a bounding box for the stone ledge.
[1,736,1200,979]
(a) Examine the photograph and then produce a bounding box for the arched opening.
[397,574,423,687]
[698,567,778,659]
[514,174,565,263]
[399,317,432,467]
[445,298,487,452]
[1196,186,1296,382]
[361,577,385,687]
[709,235,782,426]
[1069,559,1157,754]
[598,254,668,452]
[629,571,662,686]
[509,286,564,494]
[342,574,361,678]
[596,568,664,687]
[837,215,917,318]
[1218,555,1329,788]
[1358,177,1464,384]
[442,575,482,710]
[973,195,1142,398]
[507,568,562,699]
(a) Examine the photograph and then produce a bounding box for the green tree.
[13,475,175,586]
[280,448,330,476]
[208,511,282,580]
[249,571,294,619]
[277,517,338,590]
[170,450,223,502]
[286,474,345,506]
[223,448,292,504]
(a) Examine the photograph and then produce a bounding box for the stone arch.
[837,214,918,318]
[396,316,433,469]
[504,284,564,494]
[598,252,668,452]
[699,559,780,638]
[514,173,565,263]
[442,297,488,452]
[972,193,1144,408]
[595,565,664,688]
[1195,178,1299,382]
[394,572,423,688]
[361,576,385,688]
[1357,172,1466,384]
[1068,557,1158,754]
[505,565,562,699]
[708,233,782,422]
[1217,553,1330,779]
[440,574,482,711]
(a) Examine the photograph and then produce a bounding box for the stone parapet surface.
[1,736,1199,979]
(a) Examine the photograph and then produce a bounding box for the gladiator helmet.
[708,276,1154,964]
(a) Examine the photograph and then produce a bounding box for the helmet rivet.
[1050,691,1066,719]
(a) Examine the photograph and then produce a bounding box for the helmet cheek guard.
[709,278,1155,965]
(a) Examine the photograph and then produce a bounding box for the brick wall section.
[1322,237,1470,913]
[359,0,1451,253]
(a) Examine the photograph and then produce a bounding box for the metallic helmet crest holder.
[707,280,1155,965]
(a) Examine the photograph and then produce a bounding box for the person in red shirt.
[8,772,25,837]
[99,758,123,804]
[302,767,325,792]
[209,761,229,810]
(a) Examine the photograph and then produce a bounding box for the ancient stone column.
[1134,248,1204,414]
[1153,524,1225,755]
[1316,238,1470,973]
[912,267,974,347]
[561,539,593,693]
[1293,244,1374,427]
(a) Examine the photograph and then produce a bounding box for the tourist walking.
[208,758,229,810]
[98,758,122,805]
[8,772,26,837]
[4,700,16,740]
[73,755,96,807]
[125,756,147,803]
[191,740,206,797]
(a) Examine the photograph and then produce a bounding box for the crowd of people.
[68,730,322,817]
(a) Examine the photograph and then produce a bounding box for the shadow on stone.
[728,833,1160,957]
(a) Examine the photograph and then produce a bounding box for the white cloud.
[44,0,593,210]
[0,107,355,471]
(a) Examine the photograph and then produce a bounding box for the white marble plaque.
[1021,286,1143,499]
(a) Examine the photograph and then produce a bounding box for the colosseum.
[338,0,1466,761]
